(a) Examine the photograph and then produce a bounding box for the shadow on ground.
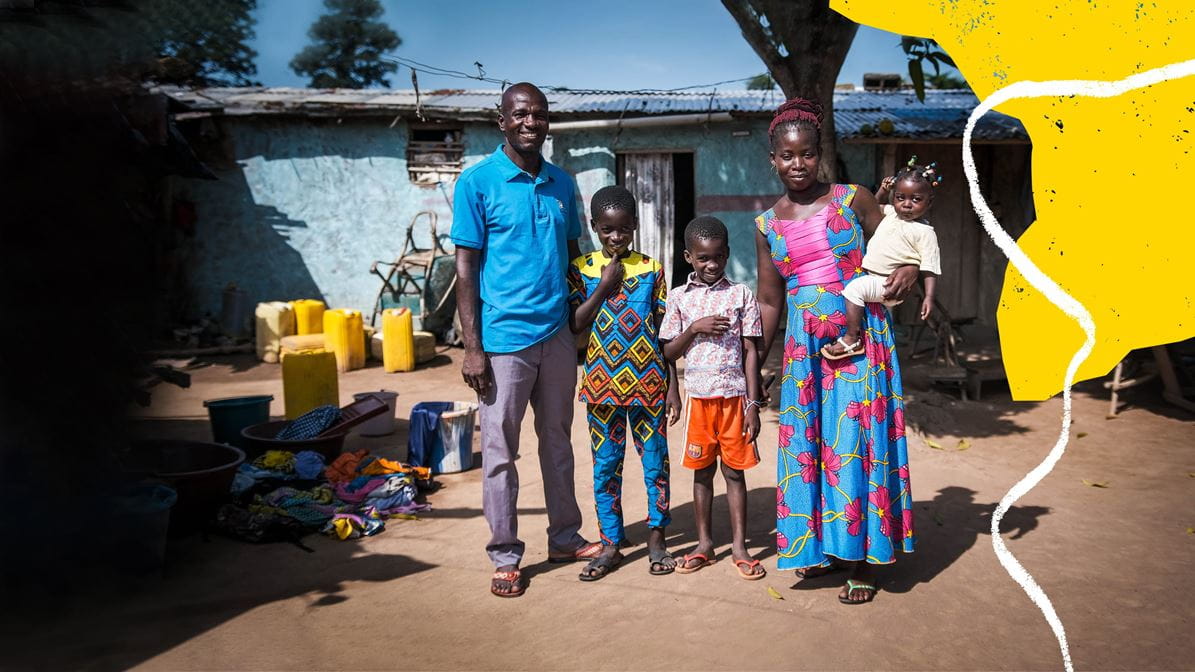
[520,485,1049,591]
[884,486,1049,593]
[778,485,1050,595]
[3,531,434,670]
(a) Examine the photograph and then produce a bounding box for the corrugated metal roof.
[162,86,1026,140]
[545,90,787,114]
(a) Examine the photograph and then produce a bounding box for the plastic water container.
[254,301,295,363]
[369,331,385,361]
[413,330,436,364]
[282,351,338,419]
[221,284,251,338]
[324,309,365,373]
[353,390,399,436]
[203,395,273,448]
[280,333,326,355]
[291,299,326,335]
[362,325,376,360]
[382,308,415,373]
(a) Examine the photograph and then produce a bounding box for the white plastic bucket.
[353,390,399,436]
[432,401,477,474]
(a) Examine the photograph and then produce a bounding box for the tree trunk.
[722,0,858,181]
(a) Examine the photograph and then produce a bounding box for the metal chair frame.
[369,211,449,327]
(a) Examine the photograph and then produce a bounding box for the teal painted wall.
[174,117,502,318]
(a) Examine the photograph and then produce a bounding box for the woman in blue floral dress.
[755,98,919,605]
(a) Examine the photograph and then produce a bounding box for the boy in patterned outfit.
[567,186,681,581]
[661,216,766,580]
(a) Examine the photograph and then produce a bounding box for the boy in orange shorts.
[661,216,766,580]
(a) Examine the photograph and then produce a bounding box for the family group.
[451,83,941,606]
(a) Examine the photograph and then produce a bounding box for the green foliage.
[290,0,401,89]
[154,0,260,86]
[746,73,776,90]
[0,1,258,89]
[900,37,959,101]
[927,72,969,90]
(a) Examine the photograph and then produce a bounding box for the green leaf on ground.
[926,439,944,450]
[390,513,419,520]
[956,439,971,451]
[767,586,784,600]
[1076,432,1088,439]
[1187,527,1195,535]
[1081,479,1110,488]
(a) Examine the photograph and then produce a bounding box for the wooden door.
[619,153,675,280]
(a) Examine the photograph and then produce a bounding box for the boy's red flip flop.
[675,552,715,574]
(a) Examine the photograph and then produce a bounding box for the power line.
[383,55,761,95]
[387,56,507,87]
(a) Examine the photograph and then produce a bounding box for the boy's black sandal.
[648,547,676,575]
[578,550,622,582]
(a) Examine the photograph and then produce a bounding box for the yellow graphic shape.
[834,0,1195,399]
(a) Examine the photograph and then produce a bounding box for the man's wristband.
[744,398,765,410]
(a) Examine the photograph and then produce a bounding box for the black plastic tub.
[240,420,347,462]
[123,440,245,535]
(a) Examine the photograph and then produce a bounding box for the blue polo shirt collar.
[493,144,553,184]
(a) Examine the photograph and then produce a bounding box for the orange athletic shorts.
[681,395,759,470]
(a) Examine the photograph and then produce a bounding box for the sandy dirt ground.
[10,343,1194,671]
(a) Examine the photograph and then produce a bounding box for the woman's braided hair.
[768,97,824,149]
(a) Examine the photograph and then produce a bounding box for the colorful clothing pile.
[327,454,428,517]
[215,448,430,544]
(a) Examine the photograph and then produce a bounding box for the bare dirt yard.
[11,342,1194,671]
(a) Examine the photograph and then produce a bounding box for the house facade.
[166,87,1030,328]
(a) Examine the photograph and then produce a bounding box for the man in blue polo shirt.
[452,83,600,598]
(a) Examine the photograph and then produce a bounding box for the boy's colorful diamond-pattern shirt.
[567,251,668,407]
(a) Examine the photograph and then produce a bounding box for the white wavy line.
[964,58,1195,672]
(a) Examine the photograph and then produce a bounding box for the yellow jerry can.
[382,308,415,373]
[290,299,326,335]
[281,350,338,419]
[323,308,365,373]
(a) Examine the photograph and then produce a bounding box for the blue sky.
[250,0,958,90]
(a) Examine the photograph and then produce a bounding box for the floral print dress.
[757,184,915,569]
